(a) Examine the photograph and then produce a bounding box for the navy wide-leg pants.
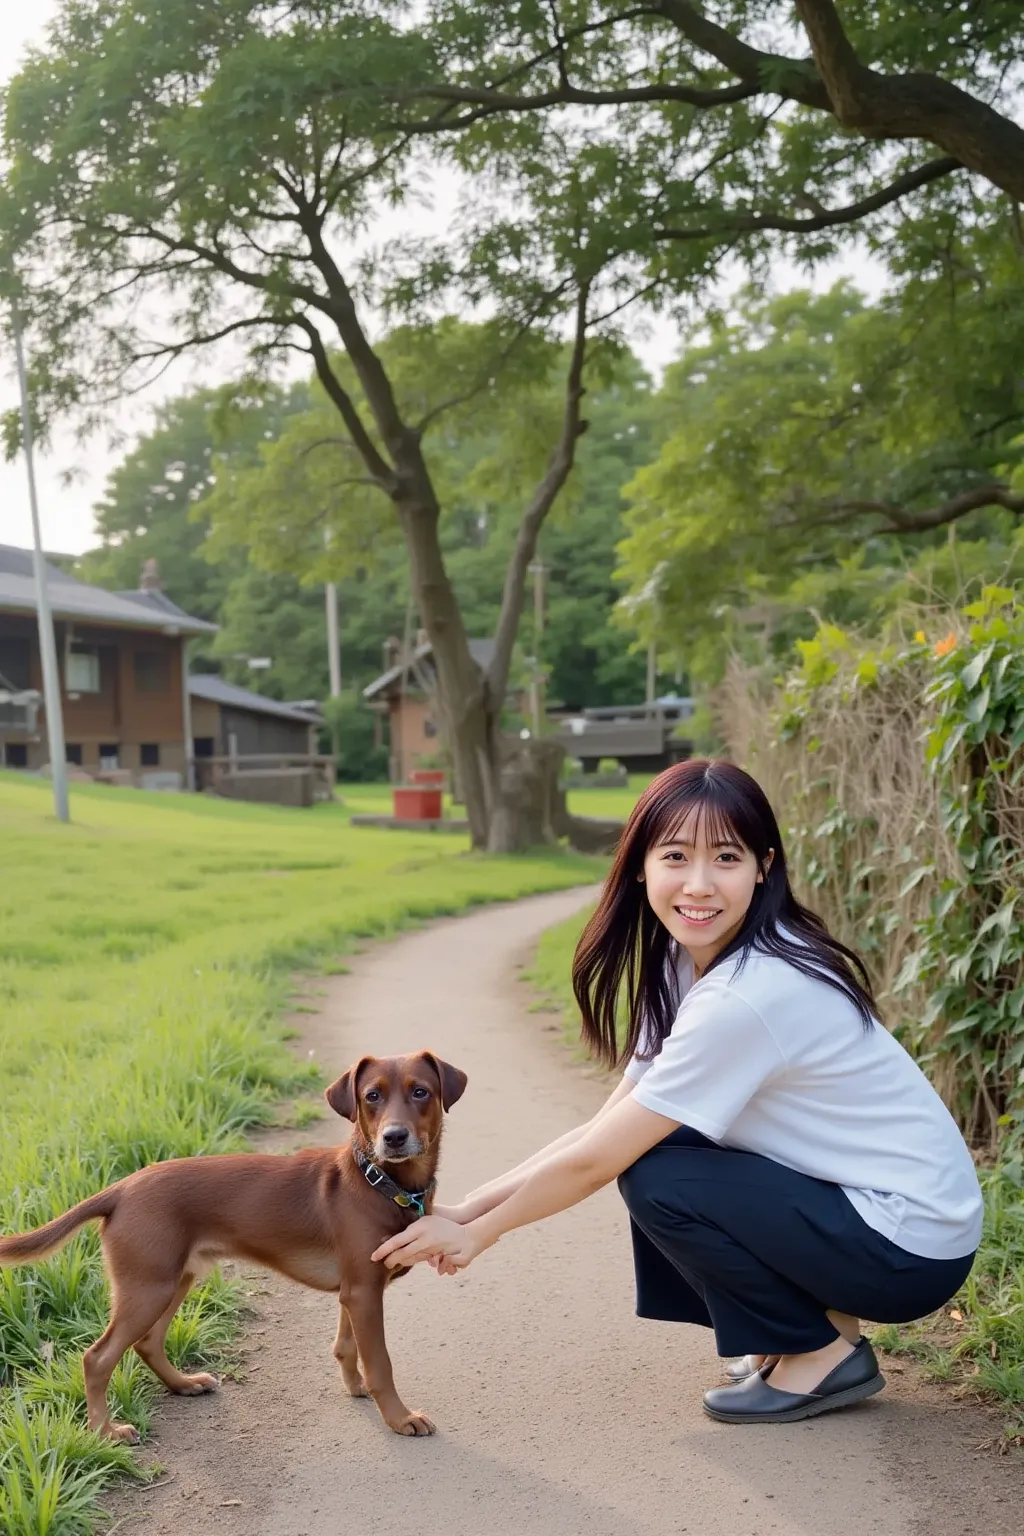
[617,1128,974,1357]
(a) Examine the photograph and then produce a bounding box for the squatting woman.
[374,760,981,1424]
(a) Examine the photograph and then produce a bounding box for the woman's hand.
[372,1215,482,1273]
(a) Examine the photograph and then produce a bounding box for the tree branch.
[656,0,831,109]
[294,212,424,469]
[878,483,1024,533]
[792,0,1024,201]
[799,482,1024,534]
[486,283,591,706]
[293,315,396,490]
[653,155,961,243]
[389,75,758,134]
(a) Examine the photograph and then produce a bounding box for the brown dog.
[0,1051,466,1441]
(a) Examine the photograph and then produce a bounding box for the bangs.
[646,786,748,853]
[627,759,769,861]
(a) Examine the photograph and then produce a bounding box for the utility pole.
[323,528,341,699]
[646,639,657,709]
[325,579,342,698]
[528,558,546,736]
[11,301,69,822]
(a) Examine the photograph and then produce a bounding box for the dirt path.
[106,889,1020,1536]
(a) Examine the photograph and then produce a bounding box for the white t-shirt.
[625,941,982,1260]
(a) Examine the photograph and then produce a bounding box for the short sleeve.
[623,943,695,1084]
[630,982,785,1140]
[623,1054,652,1083]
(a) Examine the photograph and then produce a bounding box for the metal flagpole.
[11,301,70,821]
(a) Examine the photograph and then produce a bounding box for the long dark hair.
[572,759,879,1069]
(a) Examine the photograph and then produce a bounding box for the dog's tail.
[0,1187,120,1266]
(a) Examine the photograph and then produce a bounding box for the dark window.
[140,743,160,767]
[0,637,32,690]
[133,649,170,693]
[66,743,83,765]
[99,744,119,770]
[193,737,215,758]
[424,716,438,738]
[4,742,28,768]
[65,646,101,693]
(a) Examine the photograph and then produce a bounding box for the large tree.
[201,324,659,707]
[0,0,669,851]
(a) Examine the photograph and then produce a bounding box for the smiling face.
[642,807,770,974]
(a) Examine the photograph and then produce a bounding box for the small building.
[363,637,497,784]
[189,674,324,761]
[187,675,331,805]
[0,544,215,787]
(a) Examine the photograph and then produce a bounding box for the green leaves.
[615,251,1024,682]
[767,590,1024,1158]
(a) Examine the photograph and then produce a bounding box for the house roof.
[188,672,325,725]
[0,545,217,635]
[362,637,496,700]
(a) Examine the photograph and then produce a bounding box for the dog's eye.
[364,1089,382,1103]
[410,1086,430,1100]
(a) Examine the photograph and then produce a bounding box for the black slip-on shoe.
[703,1338,886,1424]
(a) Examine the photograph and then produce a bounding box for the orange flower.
[933,631,957,658]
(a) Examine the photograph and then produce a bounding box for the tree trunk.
[304,239,591,852]
[485,735,566,854]
[395,495,494,848]
[398,498,569,853]
[387,290,592,853]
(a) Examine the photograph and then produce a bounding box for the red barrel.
[393,786,443,820]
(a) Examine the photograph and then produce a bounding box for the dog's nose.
[381,1125,410,1151]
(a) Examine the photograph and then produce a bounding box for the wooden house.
[0,545,215,787]
[363,637,496,784]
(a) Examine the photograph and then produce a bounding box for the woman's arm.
[374,1095,678,1270]
[435,1073,637,1223]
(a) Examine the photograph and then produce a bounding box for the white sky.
[0,4,883,558]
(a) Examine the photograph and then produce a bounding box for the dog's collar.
[353,1145,435,1218]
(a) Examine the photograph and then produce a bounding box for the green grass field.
[0,773,607,1534]
[528,907,1024,1444]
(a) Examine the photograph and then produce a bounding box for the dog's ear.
[325,1056,373,1121]
[419,1052,468,1112]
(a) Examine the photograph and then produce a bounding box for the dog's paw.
[343,1375,370,1399]
[178,1372,219,1396]
[104,1420,142,1445]
[389,1409,436,1437]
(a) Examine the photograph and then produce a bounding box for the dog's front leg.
[340,1283,435,1437]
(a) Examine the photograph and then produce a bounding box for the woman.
[373,760,982,1424]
